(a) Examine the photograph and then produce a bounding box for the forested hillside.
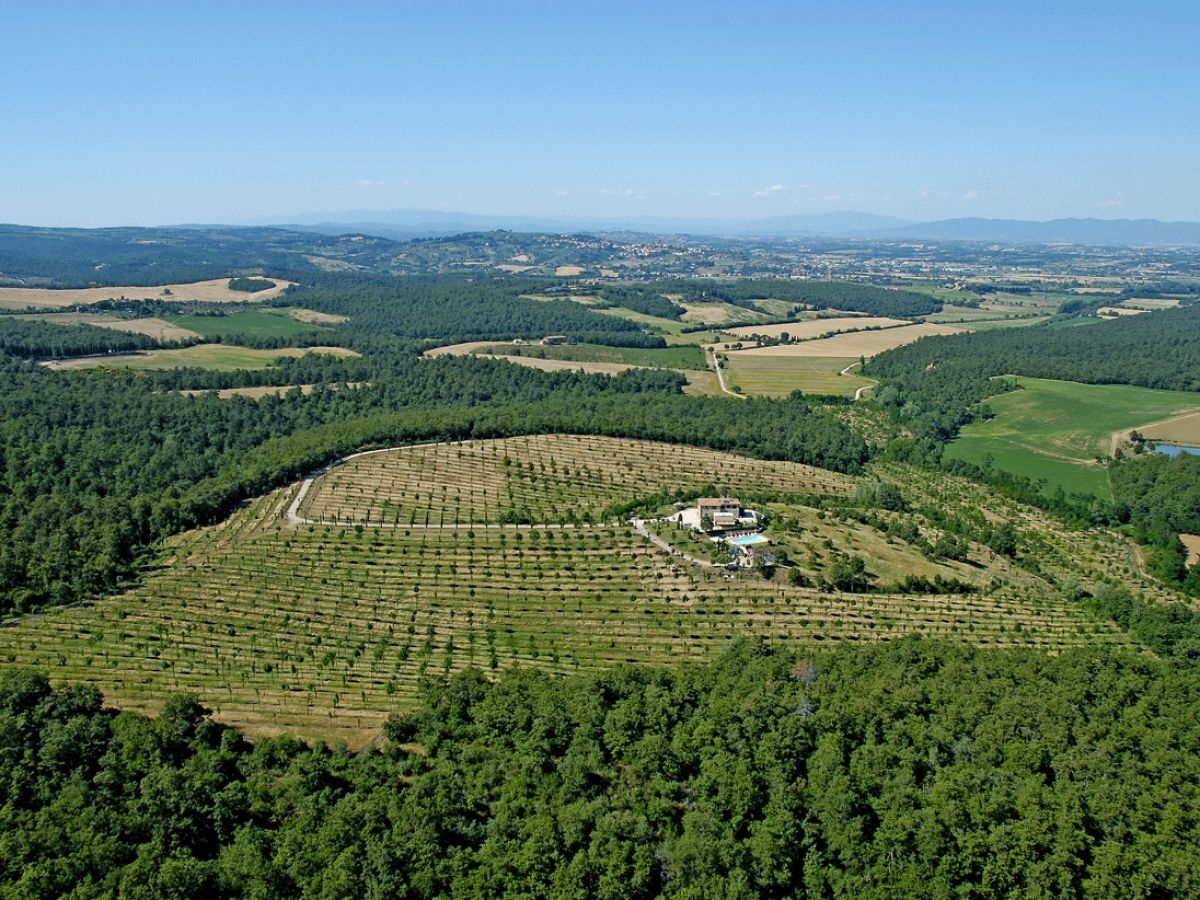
[1111,452,1200,590]
[869,303,1200,394]
[0,352,865,613]
[3,638,1199,897]
[0,318,162,358]
[0,225,395,286]
[275,275,657,345]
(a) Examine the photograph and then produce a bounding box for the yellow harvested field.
[14,312,200,341]
[1139,410,1200,445]
[1182,534,1200,568]
[727,323,962,358]
[287,308,348,325]
[0,277,295,310]
[554,265,585,276]
[424,341,509,357]
[1098,307,1148,317]
[44,344,359,371]
[723,316,906,340]
[1126,297,1182,310]
[488,356,635,376]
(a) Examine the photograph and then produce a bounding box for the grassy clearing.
[682,370,722,396]
[44,344,359,371]
[287,307,349,325]
[0,438,1145,745]
[165,308,327,340]
[590,306,689,334]
[946,377,1200,498]
[1140,410,1200,445]
[748,298,795,318]
[723,355,872,398]
[0,278,294,310]
[680,301,767,326]
[13,312,200,341]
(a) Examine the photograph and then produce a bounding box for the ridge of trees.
[3,638,1199,896]
[655,278,942,319]
[0,351,865,613]
[273,275,653,345]
[0,318,163,359]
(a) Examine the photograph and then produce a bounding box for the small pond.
[1154,444,1200,458]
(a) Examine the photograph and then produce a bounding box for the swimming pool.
[730,534,769,546]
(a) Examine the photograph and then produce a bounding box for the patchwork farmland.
[0,436,1155,746]
[0,277,294,310]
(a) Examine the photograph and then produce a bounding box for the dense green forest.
[0,352,864,613]
[226,276,277,293]
[868,303,1200,393]
[273,275,655,345]
[0,318,161,359]
[1110,452,1200,590]
[3,638,1199,898]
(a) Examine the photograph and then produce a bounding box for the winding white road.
[705,347,745,399]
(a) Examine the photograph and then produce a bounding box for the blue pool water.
[1154,444,1200,458]
[731,534,769,546]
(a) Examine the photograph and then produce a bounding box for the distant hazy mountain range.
[249,209,915,241]
[247,208,1200,246]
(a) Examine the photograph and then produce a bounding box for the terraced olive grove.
[0,437,1163,746]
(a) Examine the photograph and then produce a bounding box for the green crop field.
[946,377,1200,498]
[165,308,328,339]
[723,354,874,397]
[0,436,1160,747]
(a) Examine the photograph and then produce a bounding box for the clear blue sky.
[2,0,1197,226]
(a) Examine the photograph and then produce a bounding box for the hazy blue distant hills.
[253,208,1200,245]
[876,217,1200,246]
[252,209,914,240]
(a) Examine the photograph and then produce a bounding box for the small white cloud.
[707,191,722,197]
[1098,192,1125,208]
[355,179,388,189]
[753,183,791,198]
[962,189,980,200]
[555,190,570,197]
[599,188,615,196]
[823,194,842,202]
[625,188,636,196]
